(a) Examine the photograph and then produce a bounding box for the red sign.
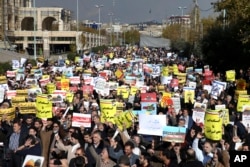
[82,85,93,95]
[170,79,179,88]
[72,113,91,128]
[141,93,157,102]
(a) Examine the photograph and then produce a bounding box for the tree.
[162,24,182,42]
[124,29,140,45]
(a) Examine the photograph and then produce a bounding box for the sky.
[36,0,218,24]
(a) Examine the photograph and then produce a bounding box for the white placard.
[72,113,91,128]
[138,114,166,136]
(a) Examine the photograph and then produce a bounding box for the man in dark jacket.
[180,148,204,167]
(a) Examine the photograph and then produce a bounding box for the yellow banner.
[114,111,135,130]
[42,75,50,79]
[205,111,223,141]
[184,89,195,103]
[222,109,230,126]
[16,89,28,97]
[117,86,130,99]
[237,95,250,112]
[18,102,37,114]
[162,66,169,76]
[100,99,117,124]
[130,86,138,95]
[0,76,7,84]
[115,69,123,79]
[61,78,69,91]
[226,70,235,82]
[0,107,15,121]
[158,85,165,93]
[66,92,74,103]
[173,64,179,74]
[12,96,26,106]
[36,95,52,118]
[235,90,247,100]
[161,92,172,107]
[176,73,187,84]
[46,83,56,94]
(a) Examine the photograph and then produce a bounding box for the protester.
[2,46,250,167]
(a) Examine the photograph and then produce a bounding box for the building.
[168,15,191,26]
[1,0,105,57]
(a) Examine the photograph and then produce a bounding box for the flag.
[149,8,151,14]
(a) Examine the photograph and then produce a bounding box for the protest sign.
[114,111,134,130]
[183,87,195,103]
[237,95,250,112]
[205,111,223,140]
[18,102,37,114]
[226,70,236,82]
[61,78,70,91]
[100,99,117,123]
[46,83,56,94]
[141,102,157,115]
[141,93,157,102]
[82,85,94,95]
[72,113,91,128]
[0,108,15,120]
[192,107,205,124]
[138,114,166,136]
[36,95,52,118]
[162,126,186,143]
[117,86,130,99]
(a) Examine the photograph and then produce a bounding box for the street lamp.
[108,12,114,46]
[178,6,187,40]
[178,6,187,16]
[33,0,36,60]
[95,4,104,46]
[76,0,79,54]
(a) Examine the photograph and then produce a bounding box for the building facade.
[1,0,105,57]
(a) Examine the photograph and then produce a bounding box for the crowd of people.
[0,46,250,167]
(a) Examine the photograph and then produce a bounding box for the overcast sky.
[36,0,217,24]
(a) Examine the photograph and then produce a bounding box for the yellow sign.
[0,108,15,121]
[36,95,52,118]
[61,78,69,91]
[117,86,130,99]
[130,86,138,95]
[12,96,26,106]
[222,109,229,126]
[235,90,247,100]
[237,95,250,112]
[162,66,169,76]
[184,89,195,103]
[176,73,187,84]
[66,92,74,103]
[226,70,235,82]
[115,69,123,79]
[173,64,179,74]
[16,89,28,97]
[205,111,223,140]
[100,99,117,123]
[42,75,50,79]
[114,111,134,131]
[0,76,7,84]
[18,102,37,114]
[46,83,56,94]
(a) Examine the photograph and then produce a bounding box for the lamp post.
[178,6,187,16]
[95,5,104,46]
[76,0,79,54]
[33,0,36,60]
[108,12,114,46]
[178,6,187,40]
